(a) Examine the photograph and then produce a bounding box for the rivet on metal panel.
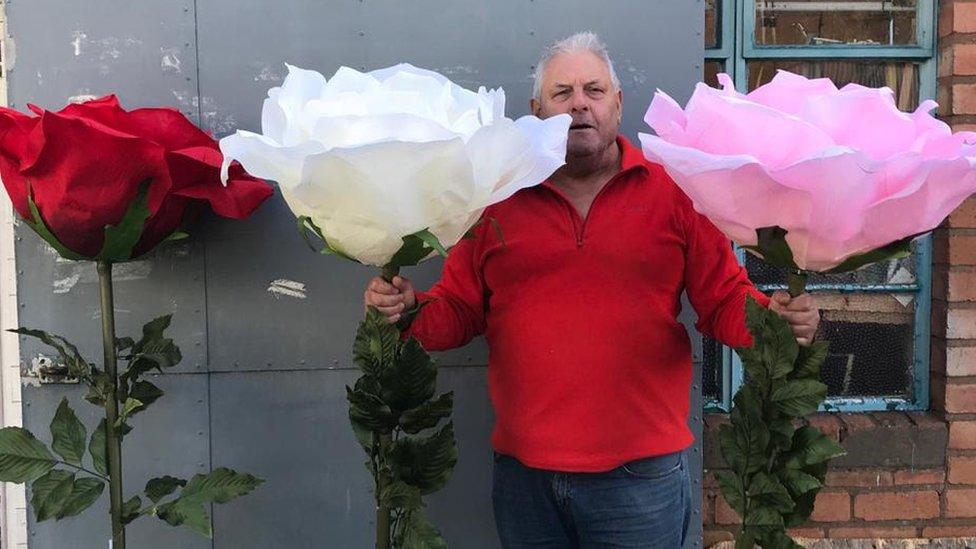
[358,31,365,37]
[197,430,204,436]
[692,384,700,390]
[529,31,535,36]
[300,359,307,365]
[692,447,700,453]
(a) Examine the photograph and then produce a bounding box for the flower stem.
[787,270,808,298]
[97,261,125,549]
[375,264,399,549]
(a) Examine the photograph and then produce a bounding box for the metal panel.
[208,367,497,548]
[21,375,211,549]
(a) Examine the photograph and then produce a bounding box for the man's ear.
[530,97,542,117]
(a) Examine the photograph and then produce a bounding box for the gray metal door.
[5,1,705,546]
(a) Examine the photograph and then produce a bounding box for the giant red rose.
[0,95,273,261]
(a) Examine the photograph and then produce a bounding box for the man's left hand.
[768,291,820,346]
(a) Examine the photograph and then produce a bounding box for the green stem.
[55,459,110,482]
[787,270,808,298]
[97,261,125,549]
[376,265,398,549]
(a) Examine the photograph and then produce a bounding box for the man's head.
[531,32,622,160]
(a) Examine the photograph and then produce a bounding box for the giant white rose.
[220,63,570,267]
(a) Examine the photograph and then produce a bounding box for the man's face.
[531,51,622,159]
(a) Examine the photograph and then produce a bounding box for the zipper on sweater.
[544,169,630,248]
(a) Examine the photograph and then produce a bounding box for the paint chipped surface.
[161,47,182,73]
[254,65,283,82]
[268,279,307,299]
[68,94,98,104]
[49,254,153,294]
[71,30,87,56]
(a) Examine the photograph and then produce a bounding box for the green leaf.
[824,236,914,274]
[145,476,187,503]
[389,422,458,495]
[163,230,189,243]
[413,229,448,258]
[744,504,784,528]
[387,232,437,270]
[23,186,86,260]
[778,468,822,497]
[720,404,769,475]
[379,480,422,510]
[741,226,798,270]
[770,379,827,417]
[30,469,75,522]
[128,380,164,413]
[8,327,91,378]
[400,392,454,434]
[762,312,799,380]
[792,341,828,380]
[116,398,145,427]
[97,178,153,262]
[734,529,758,549]
[84,372,113,407]
[89,420,107,477]
[155,468,264,537]
[121,495,142,525]
[350,417,374,453]
[58,477,105,519]
[400,509,448,549]
[784,426,846,469]
[380,337,436,413]
[50,398,87,466]
[353,308,399,377]
[768,418,796,451]
[715,471,746,516]
[124,316,183,381]
[347,385,396,432]
[0,426,57,482]
[748,472,794,512]
[296,216,359,262]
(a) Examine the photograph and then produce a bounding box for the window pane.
[745,242,918,288]
[702,336,723,403]
[704,60,725,88]
[706,0,721,49]
[748,59,920,110]
[816,292,915,399]
[754,1,918,46]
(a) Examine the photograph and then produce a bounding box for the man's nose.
[569,90,589,112]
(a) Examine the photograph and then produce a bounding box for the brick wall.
[702,4,976,544]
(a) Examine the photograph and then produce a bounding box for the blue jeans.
[492,451,691,548]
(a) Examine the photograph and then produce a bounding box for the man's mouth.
[570,123,594,131]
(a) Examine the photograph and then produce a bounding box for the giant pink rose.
[639,70,976,272]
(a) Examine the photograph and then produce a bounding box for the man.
[365,32,819,548]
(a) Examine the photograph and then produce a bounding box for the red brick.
[939,82,953,117]
[956,2,976,34]
[826,469,893,488]
[907,412,947,431]
[947,308,976,339]
[948,270,976,303]
[949,198,976,229]
[922,524,976,537]
[948,488,976,517]
[893,469,946,485]
[810,491,851,522]
[853,491,940,520]
[954,43,976,75]
[950,420,976,450]
[714,492,740,525]
[828,526,917,539]
[703,493,715,525]
[948,234,976,265]
[950,455,976,485]
[839,413,876,433]
[807,414,843,442]
[953,83,976,115]
[948,345,976,376]
[947,382,976,414]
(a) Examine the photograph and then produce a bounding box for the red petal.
[167,147,273,219]
[20,110,173,257]
[0,109,41,219]
[58,95,214,151]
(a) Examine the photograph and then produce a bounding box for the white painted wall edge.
[0,2,29,546]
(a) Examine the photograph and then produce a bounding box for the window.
[701,0,936,412]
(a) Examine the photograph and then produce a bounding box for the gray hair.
[532,31,621,100]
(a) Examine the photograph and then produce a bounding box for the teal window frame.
[703,0,937,413]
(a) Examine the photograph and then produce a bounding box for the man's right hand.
[364,275,417,324]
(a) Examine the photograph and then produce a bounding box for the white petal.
[218,130,323,188]
[308,113,459,150]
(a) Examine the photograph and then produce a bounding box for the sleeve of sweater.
[402,224,489,351]
[681,199,770,348]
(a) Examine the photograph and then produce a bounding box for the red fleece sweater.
[406,136,769,472]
